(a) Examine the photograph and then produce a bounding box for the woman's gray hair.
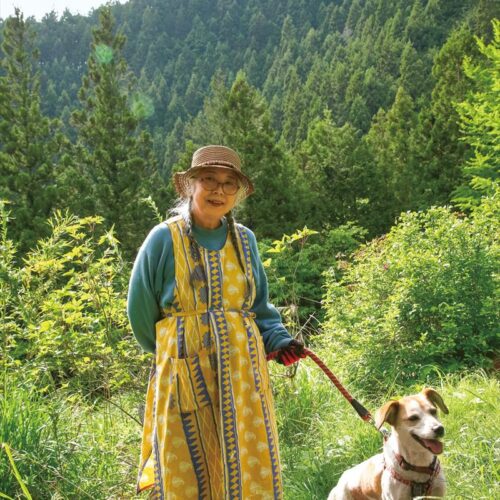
[169,197,191,220]
[169,177,195,221]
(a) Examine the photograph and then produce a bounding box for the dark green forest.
[1,1,499,497]
[0,0,498,257]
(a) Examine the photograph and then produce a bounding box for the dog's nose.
[433,425,445,437]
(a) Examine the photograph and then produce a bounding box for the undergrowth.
[1,369,498,498]
[0,377,143,498]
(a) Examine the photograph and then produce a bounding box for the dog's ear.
[422,388,449,415]
[375,400,399,429]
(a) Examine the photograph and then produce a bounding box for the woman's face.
[190,168,240,229]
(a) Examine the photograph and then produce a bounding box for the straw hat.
[173,145,254,199]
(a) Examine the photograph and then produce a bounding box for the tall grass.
[271,363,499,500]
[0,374,142,498]
[1,368,498,498]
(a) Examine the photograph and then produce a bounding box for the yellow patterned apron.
[137,216,283,499]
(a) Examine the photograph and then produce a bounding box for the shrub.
[322,206,498,390]
[260,224,366,329]
[0,206,149,396]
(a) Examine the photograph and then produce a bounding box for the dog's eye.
[429,408,437,415]
[408,415,420,421]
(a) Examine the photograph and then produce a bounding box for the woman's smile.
[207,198,225,206]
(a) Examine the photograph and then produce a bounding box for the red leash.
[267,347,380,431]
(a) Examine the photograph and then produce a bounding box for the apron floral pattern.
[137,216,283,499]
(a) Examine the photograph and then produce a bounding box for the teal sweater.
[127,219,292,354]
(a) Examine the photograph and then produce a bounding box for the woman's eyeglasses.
[197,175,240,195]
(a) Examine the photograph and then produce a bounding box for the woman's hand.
[276,339,306,366]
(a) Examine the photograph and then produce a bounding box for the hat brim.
[173,165,254,199]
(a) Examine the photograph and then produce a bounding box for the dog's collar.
[383,444,441,498]
[392,448,439,475]
[387,465,441,498]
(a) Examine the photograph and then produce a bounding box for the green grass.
[1,369,498,498]
[1,377,142,498]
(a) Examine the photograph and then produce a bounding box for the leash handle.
[267,347,379,429]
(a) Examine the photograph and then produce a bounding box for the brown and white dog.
[328,388,449,499]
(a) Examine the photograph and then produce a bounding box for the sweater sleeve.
[246,227,292,353]
[127,223,173,353]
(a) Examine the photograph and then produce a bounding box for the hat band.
[195,160,238,170]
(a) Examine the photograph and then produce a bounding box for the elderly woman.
[127,145,304,499]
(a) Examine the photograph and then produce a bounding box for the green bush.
[322,206,499,390]
[0,205,149,396]
[260,224,366,329]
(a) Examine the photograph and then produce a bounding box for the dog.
[328,388,449,499]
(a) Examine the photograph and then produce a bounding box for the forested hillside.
[0,0,497,255]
